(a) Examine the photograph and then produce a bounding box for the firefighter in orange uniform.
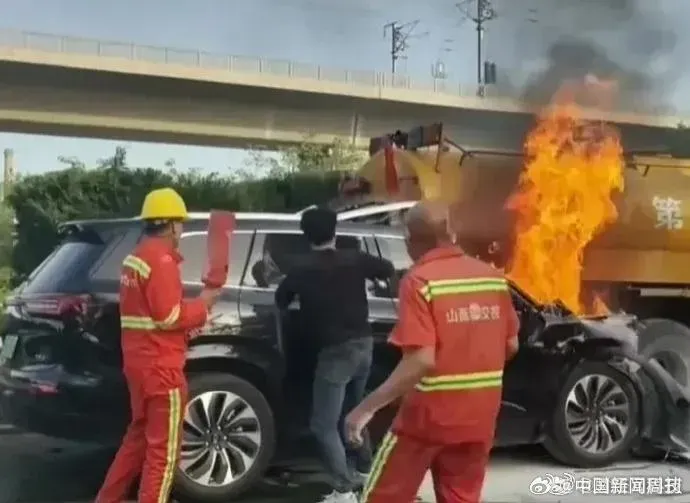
[96,188,221,503]
[345,200,520,503]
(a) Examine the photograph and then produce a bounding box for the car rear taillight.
[12,294,91,317]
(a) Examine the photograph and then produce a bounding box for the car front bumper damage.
[610,351,690,458]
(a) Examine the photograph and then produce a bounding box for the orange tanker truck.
[354,117,690,380]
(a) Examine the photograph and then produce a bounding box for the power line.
[456,0,497,90]
[383,20,428,74]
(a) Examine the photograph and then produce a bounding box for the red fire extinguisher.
[202,211,236,289]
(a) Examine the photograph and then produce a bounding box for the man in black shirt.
[275,207,394,503]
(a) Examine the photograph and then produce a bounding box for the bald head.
[404,200,453,261]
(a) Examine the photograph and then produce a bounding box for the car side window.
[246,232,366,289]
[178,232,251,285]
[372,236,411,299]
[90,230,134,281]
[376,236,411,274]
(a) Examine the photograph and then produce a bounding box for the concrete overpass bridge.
[0,29,688,152]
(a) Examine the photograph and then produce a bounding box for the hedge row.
[6,165,342,282]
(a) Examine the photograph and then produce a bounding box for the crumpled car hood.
[579,313,639,348]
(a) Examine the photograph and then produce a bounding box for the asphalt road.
[1,430,690,503]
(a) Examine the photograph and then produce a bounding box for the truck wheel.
[637,318,690,387]
[173,372,275,502]
[544,361,639,468]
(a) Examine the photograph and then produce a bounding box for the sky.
[0,0,688,177]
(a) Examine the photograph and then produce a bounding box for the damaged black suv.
[1,212,689,502]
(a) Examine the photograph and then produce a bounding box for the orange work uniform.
[362,246,519,503]
[96,237,208,503]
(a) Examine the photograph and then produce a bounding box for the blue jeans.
[310,337,374,493]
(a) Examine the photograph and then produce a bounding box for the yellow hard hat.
[140,187,189,221]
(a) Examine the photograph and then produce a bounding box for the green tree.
[57,155,87,170]
[6,147,344,280]
[242,137,365,178]
[0,203,13,307]
[0,204,13,268]
[668,123,690,157]
[97,146,128,170]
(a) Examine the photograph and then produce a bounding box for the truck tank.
[358,134,690,286]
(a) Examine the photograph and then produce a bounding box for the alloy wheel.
[179,390,262,487]
[564,374,630,454]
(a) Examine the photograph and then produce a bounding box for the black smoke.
[512,0,677,111]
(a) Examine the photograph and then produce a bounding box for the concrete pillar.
[2,149,14,201]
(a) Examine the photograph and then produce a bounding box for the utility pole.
[456,0,497,91]
[383,20,427,74]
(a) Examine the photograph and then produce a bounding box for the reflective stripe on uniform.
[160,305,181,327]
[419,277,507,302]
[361,431,398,503]
[415,370,503,392]
[157,387,182,503]
[122,254,152,279]
[120,315,157,330]
[120,307,181,331]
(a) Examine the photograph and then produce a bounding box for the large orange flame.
[505,84,625,314]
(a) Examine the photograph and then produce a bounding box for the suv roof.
[293,200,416,217]
[337,201,415,221]
[62,212,302,228]
[62,212,404,236]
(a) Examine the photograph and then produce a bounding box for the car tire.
[173,372,275,502]
[543,361,639,468]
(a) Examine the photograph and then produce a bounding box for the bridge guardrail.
[0,28,520,102]
[0,28,681,117]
